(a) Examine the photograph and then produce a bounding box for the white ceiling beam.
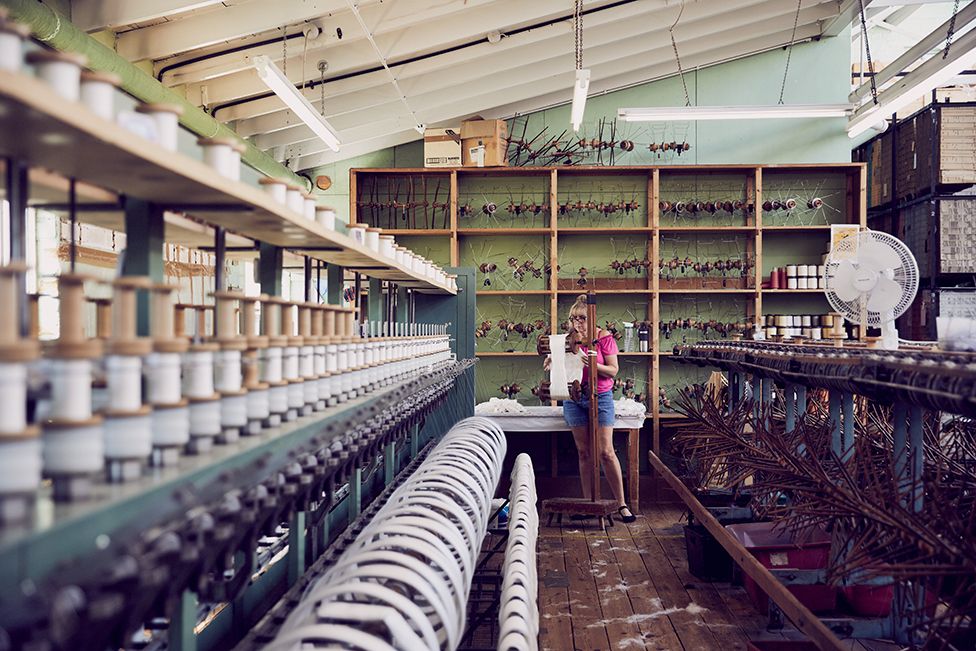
[850,0,976,103]
[293,20,826,168]
[822,0,879,37]
[158,0,500,86]
[116,0,378,62]
[849,23,976,136]
[70,0,226,32]
[223,0,804,127]
[185,0,682,106]
[263,3,836,156]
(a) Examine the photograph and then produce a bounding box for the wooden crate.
[894,105,976,202]
[899,198,976,278]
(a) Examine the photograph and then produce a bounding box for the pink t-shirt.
[581,334,619,394]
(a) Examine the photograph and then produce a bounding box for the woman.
[545,295,636,523]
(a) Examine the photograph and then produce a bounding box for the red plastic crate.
[726,522,837,614]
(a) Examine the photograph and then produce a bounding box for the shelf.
[476,290,551,295]
[761,225,833,231]
[658,412,688,420]
[658,288,757,294]
[763,289,825,293]
[558,227,653,234]
[475,351,538,357]
[555,288,652,294]
[372,229,453,236]
[457,228,552,235]
[658,226,756,232]
[618,351,654,356]
[0,71,453,295]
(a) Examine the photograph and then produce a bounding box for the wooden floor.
[537,503,900,651]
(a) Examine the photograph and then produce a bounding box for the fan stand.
[879,310,899,350]
[542,293,618,527]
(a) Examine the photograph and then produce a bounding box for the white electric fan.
[823,229,919,350]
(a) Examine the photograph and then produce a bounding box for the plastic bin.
[841,585,893,617]
[726,522,837,614]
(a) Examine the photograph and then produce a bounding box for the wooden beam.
[647,451,848,651]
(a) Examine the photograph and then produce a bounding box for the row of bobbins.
[259,177,337,232]
[0,264,454,520]
[347,222,457,292]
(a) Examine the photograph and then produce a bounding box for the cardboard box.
[461,136,508,167]
[460,118,507,141]
[424,127,461,168]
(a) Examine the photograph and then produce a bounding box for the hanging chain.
[320,64,326,116]
[857,0,879,105]
[282,26,288,79]
[669,2,691,107]
[574,0,583,70]
[778,0,802,104]
[944,0,961,59]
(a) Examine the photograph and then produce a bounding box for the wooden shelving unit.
[0,71,452,294]
[350,164,867,454]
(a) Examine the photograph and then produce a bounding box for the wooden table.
[484,406,644,511]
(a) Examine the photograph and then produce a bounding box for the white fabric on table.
[485,405,645,431]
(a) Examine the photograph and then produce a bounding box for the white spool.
[220,393,248,428]
[152,404,189,447]
[49,359,93,422]
[287,382,304,410]
[0,20,28,73]
[797,277,809,290]
[227,143,242,182]
[146,353,182,405]
[215,350,243,393]
[304,197,316,222]
[546,334,584,401]
[139,107,180,151]
[314,345,326,376]
[79,73,118,121]
[246,388,270,421]
[337,344,349,371]
[262,347,283,384]
[0,362,27,433]
[283,346,299,381]
[0,438,40,494]
[787,278,798,290]
[786,264,798,278]
[104,413,152,460]
[302,376,317,406]
[27,53,82,101]
[261,179,288,205]
[300,346,315,379]
[797,264,809,277]
[189,399,221,437]
[106,355,143,413]
[365,229,381,252]
[43,423,103,475]
[316,207,336,230]
[286,187,304,215]
[184,350,215,398]
[199,139,235,179]
[269,384,289,415]
[318,376,332,403]
[326,344,338,374]
[348,224,367,246]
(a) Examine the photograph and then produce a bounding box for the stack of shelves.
[350,164,866,455]
[0,71,454,295]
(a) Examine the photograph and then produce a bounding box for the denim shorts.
[563,390,615,427]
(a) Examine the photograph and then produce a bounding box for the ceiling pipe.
[1,0,311,191]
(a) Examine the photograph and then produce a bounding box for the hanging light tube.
[253,54,340,152]
[571,68,590,132]
[618,104,851,122]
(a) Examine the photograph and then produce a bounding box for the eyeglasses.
[569,315,587,323]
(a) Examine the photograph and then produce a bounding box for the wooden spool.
[323,306,337,343]
[107,276,152,357]
[90,297,112,340]
[0,265,40,362]
[343,310,356,342]
[241,296,268,350]
[151,284,189,354]
[47,274,102,359]
[212,290,247,351]
[281,301,303,346]
[310,304,324,345]
[262,296,288,348]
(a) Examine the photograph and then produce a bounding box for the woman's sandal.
[617,505,637,523]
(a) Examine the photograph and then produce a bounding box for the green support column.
[384,442,396,485]
[258,243,282,297]
[327,264,344,304]
[395,285,409,335]
[170,589,197,651]
[368,277,383,326]
[122,198,165,335]
[410,423,419,457]
[287,510,306,586]
[320,509,331,550]
[349,467,362,519]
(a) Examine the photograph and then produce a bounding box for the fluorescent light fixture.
[618,104,852,122]
[571,68,590,132]
[253,54,340,152]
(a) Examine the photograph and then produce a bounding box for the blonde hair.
[569,294,587,319]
